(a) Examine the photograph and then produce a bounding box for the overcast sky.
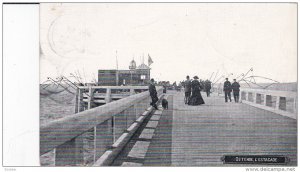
[40,3,297,84]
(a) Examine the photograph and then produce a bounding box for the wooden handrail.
[40,87,163,155]
[240,88,297,119]
[77,86,149,89]
[240,88,296,98]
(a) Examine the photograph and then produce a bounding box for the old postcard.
[38,3,297,167]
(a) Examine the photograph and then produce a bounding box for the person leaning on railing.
[149,78,158,110]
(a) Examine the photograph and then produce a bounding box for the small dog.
[162,98,169,109]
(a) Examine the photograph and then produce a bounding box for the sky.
[40,3,297,84]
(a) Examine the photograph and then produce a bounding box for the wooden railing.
[75,86,149,113]
[40,87,163,166]
[211,85,297,119]
[240,88,297,119]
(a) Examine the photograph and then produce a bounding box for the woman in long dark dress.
[188,76,205,105]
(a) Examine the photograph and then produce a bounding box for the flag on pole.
[148,54,153,66]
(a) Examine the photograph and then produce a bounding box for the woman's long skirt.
[188,90,205,105]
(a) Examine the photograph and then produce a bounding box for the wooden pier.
[40,87,297,166]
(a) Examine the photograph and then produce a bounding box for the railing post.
[126,105,135,128]
[55,136,84,166]
[75,88,79,113]
[130,88,135,95]
[93,126,96,163]
[113,111,127,142]
[263,94,267,106]
[77,88,84,112]
[105,88,111,104]
[134,102,138,118]
[255,93,259,104]
[244,92,248,102]
[88,86,94,109]
[252,92,256,103]
[135,100,143,118]
[93,120,113,163]
[275,96,280,110]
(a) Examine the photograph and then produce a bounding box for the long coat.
[231,82,240,92]
[188,80,205,105]
[149,83,158,104]
[204,81,212,91]
[184,79,192,92]
[223,81,232,92]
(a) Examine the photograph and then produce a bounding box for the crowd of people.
[183,76,241,105]
[148,76,241,109]
[183,75,206,106]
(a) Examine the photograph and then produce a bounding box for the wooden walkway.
[113,91,297,166]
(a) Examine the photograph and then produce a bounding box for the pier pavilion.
[98,59,151,86]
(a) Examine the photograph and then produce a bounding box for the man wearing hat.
[223,78,232,102]
[149,78,158,109]
[183,75,192,104]
[231,79,240,103]
[204,79,212,97]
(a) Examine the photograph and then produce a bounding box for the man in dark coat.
[149,78,158,109]
[204,80,212,97]
[183,75,192,104]
[223,78,232,102]
[231,79,240,103]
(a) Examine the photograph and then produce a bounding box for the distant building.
[98,59,151,86]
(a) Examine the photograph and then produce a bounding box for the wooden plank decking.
[113,91,297,166]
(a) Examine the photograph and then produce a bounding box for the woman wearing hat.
[188,76,205,105]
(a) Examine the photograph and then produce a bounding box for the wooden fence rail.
[40,86,163,166]
[212,85,297,119]
[75,86,149,113]
[240,88,297,119]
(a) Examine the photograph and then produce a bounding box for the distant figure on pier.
[223,78,232,102]
[184,75,192,104]
[177,82,182,92]
[163,85,167,93]
[149,78,158,110]
[232,79,240,103]
[204,80,212,97]
[188,76,205,106]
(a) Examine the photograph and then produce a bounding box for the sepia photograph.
[2,2,298,169]
[38,2,297,167]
